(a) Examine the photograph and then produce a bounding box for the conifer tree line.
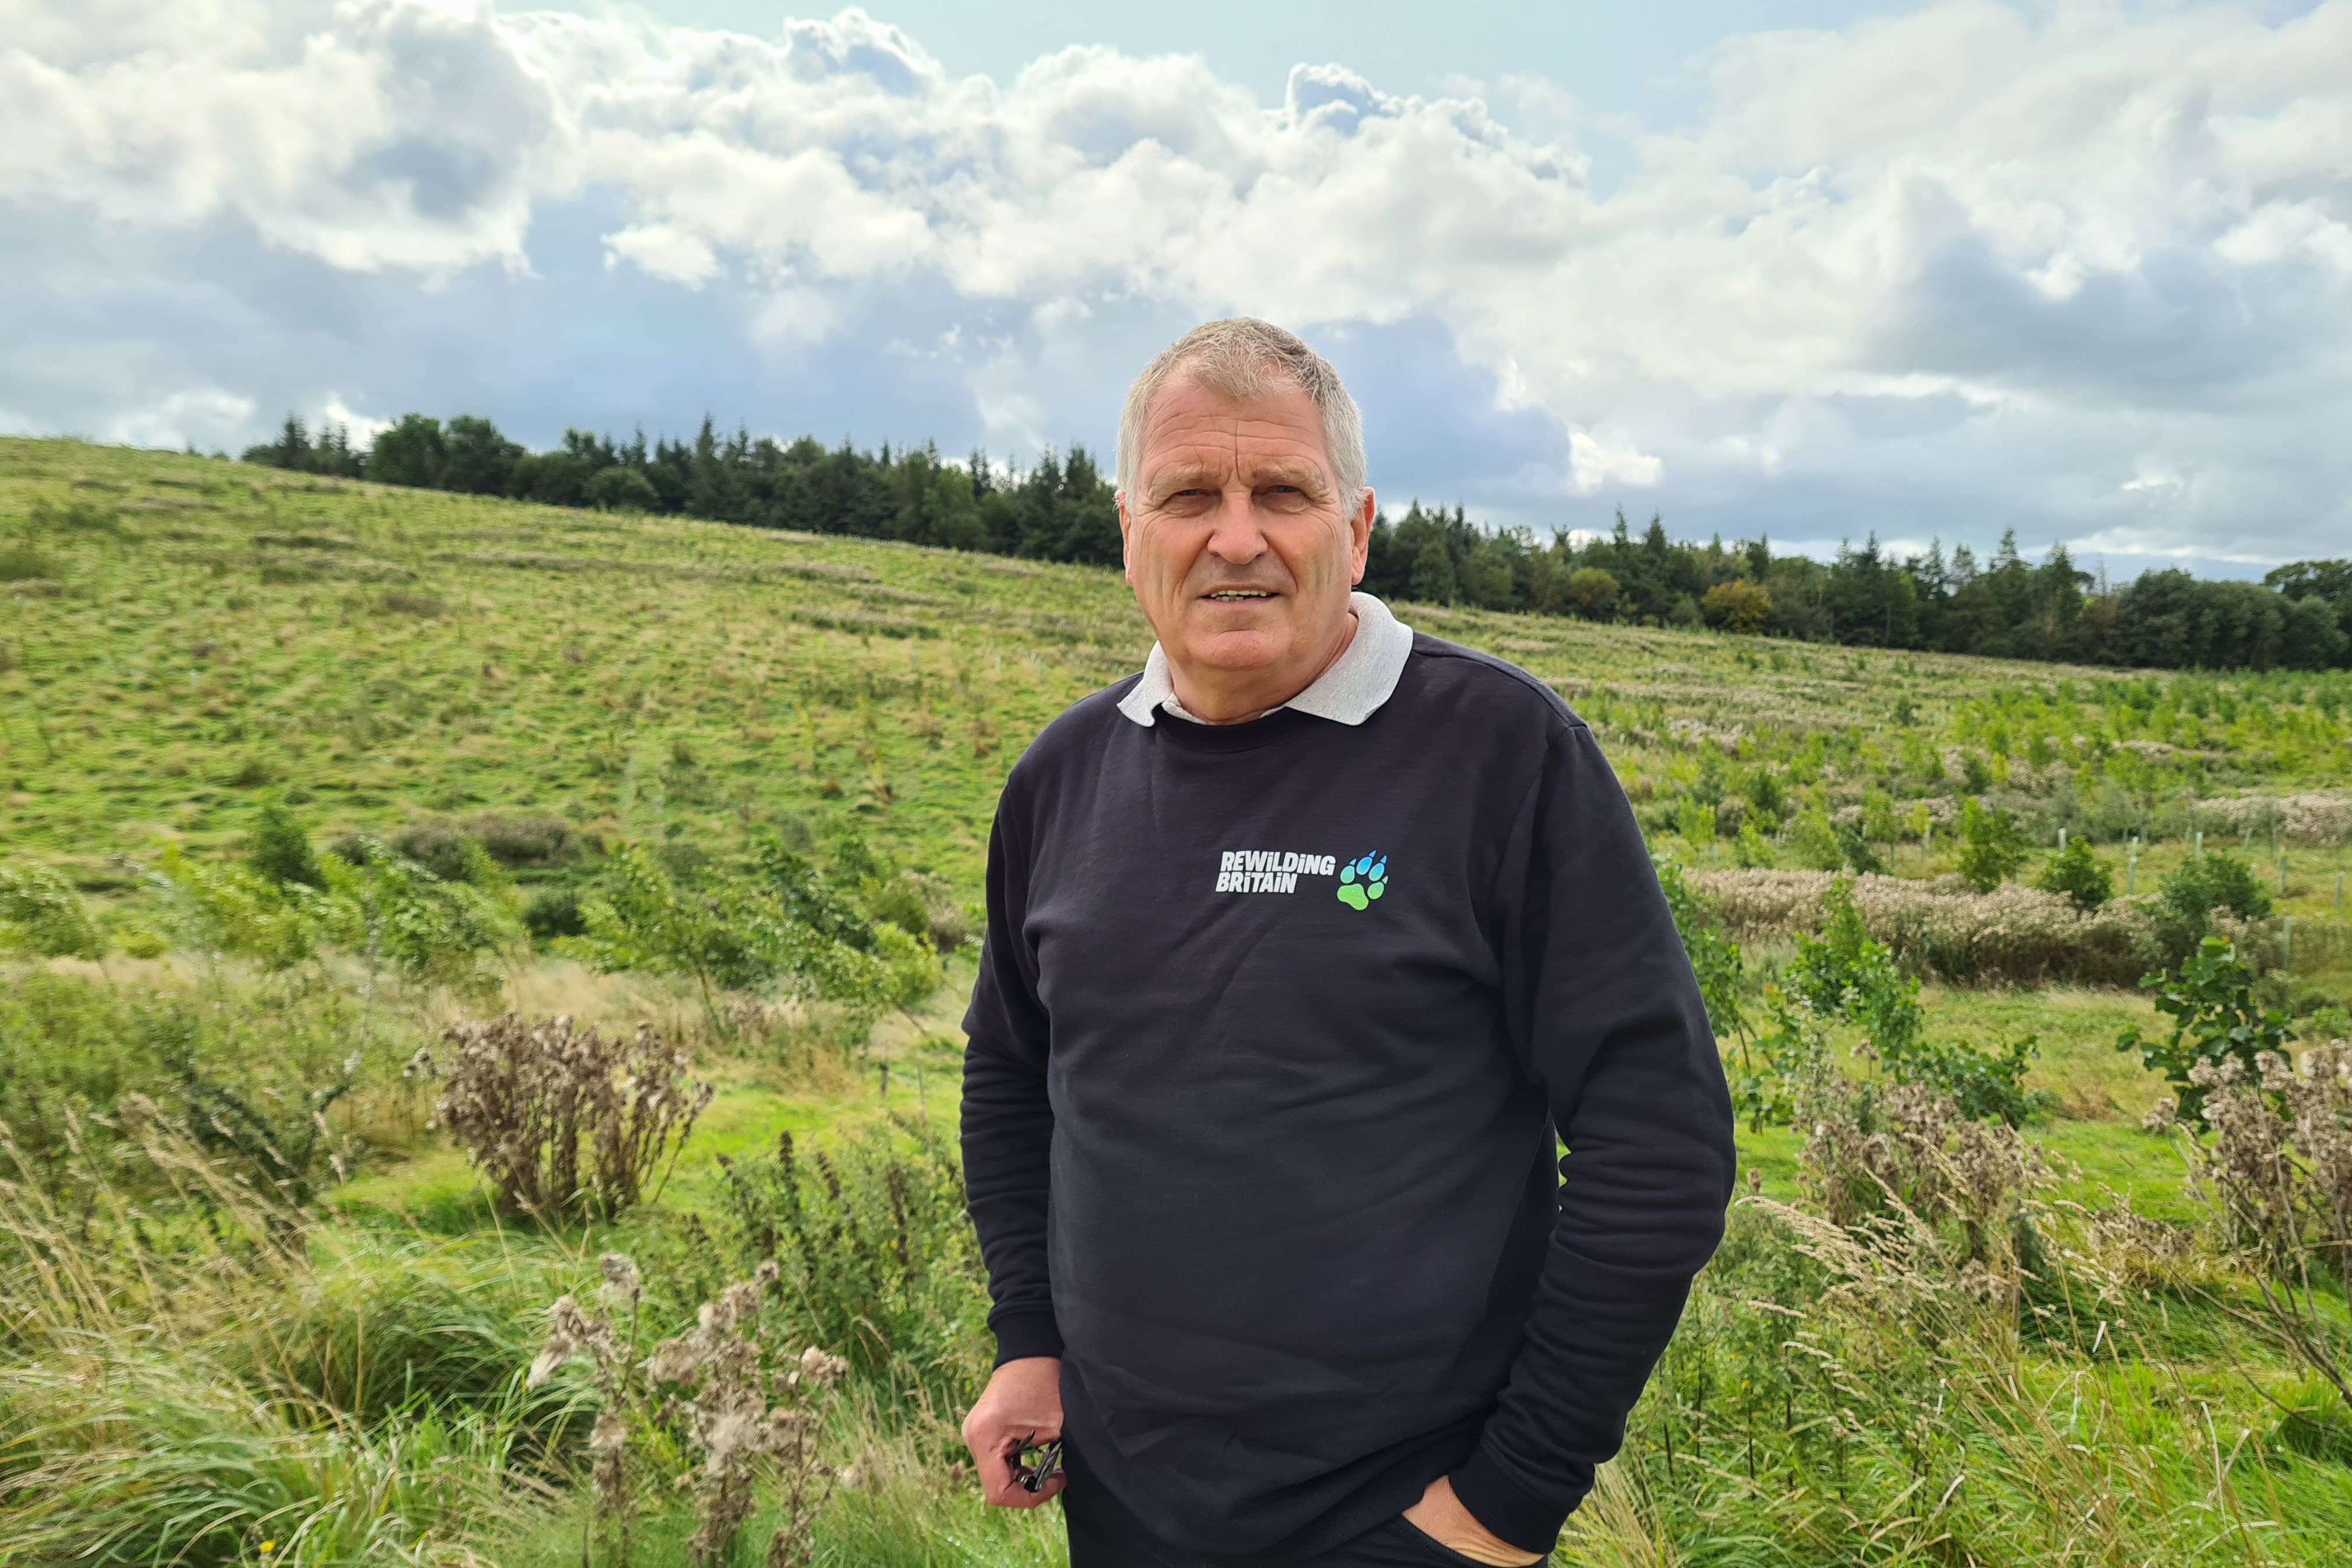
[244,411,2352,671]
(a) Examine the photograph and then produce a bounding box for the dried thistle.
[1799,1079,2044,1300]
[2170,1041,2352,1410]
[416,1014,713,1218]
[531,1256,649,1566]
[642,1262,849,1567]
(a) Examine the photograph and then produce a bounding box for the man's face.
[1118,374,1372,682]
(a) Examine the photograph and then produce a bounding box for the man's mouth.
[1203,589,1276,602]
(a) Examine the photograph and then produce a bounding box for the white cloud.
[3,1,2351,563]
[1568,430,1664,494]
[604,223,721,287]
[102,386,258,450]
[320,392,392,444]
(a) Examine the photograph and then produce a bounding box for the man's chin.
[1175,629,1293,671]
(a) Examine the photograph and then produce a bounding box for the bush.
[467,813,578,867]
[1695,869,2162,986]
[709,1118,991,1405]
[1783,879,2045,1125]
[1654,857,1747,1047]
[0,861,105,958]
[2156,1043,2352,1412]
[412,1014,713,1219]
[574,839,940,1028]
[246,799,324,888]
[2035,835,2112,911]
[522,886,587,943]
[1955,797,2028,891]
[0,544,59,583]
[1702,578,1773,634]
[156,1016,359,1215]
[2119,936,2293,1121]
[316,839,511,995]
[2159,851,2270,926]
[387,824,489,884]
[1832,820,1886,875]
[584,466,660,513]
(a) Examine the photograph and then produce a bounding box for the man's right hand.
[961,1356,1066,1507]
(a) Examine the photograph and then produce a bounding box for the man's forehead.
[1138,380,1330,481]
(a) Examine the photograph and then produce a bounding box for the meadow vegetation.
[4,435,2352,1563]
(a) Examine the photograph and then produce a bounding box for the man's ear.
[1116,491,1135,585]
[1348,488,1374,585]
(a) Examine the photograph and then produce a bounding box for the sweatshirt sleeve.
[1447,719,1738,1553]
[959,779,1065,1366]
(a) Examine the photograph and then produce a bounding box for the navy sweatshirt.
[960,633,1737,1559]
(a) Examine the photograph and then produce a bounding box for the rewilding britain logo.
[1213,850,1389,908]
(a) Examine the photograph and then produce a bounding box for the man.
[960,318,1737,1567]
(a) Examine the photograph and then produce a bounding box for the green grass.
[6,437,2352,1564]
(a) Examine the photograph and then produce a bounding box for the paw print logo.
[1335,853,1387,910]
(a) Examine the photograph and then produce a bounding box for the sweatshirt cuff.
[989,1308,1065,1366]
[1450,1446,1573,1557]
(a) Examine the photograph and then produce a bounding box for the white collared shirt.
[1115,592,1415,729]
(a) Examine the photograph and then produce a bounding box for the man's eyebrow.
[1146,460,1329,495]
[1244,461,1330,490]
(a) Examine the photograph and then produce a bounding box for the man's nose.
[1203,489,1266,564]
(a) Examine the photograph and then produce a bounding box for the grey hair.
[1115,318,1367,510]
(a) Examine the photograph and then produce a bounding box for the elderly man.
[960,319,1736,1567]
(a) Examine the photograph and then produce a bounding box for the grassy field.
[5,435,2352,1565]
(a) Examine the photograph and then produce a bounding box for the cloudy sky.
[5,1,2348,578]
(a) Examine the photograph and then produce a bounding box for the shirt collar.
[1115,592,1415,729]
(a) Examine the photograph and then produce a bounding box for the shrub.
[2192,790,2352,846]
[584,466,660,513]
[2158,850,2270,928]
[1695,868,2160,986]
[0,972,162,1186]
[2153,1044,2352,1412]
[411,1014,712,1219]
[246,798,324,888]
[1798,1079,2042,1269]
[2119,936,2294,1121]
[1654,857,1747,1047]
[2035,835,2112,911]
[709,1119,991,1405]
[317,838,510,996]
[0,861,105,958]
[522,886,587,943]
[386,824,493,884]
[147,846,323,970]
[1955,797,2028,891]
[575,839,941,1030]
[1832,820,1885,875]
[0,544,59,583]
[529,1255,849,1568]
[1674,799,1717,847]
[1736,984,1832,1132]
[1787,809,1846,872]
[1563,566,1619,619]
[155,1018,359,1217]
[467,813,578,867]
[1702,578,1772,634]
[1786,879,2046,1125]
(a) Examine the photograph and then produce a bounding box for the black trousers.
[1060,1441,1538,1568]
